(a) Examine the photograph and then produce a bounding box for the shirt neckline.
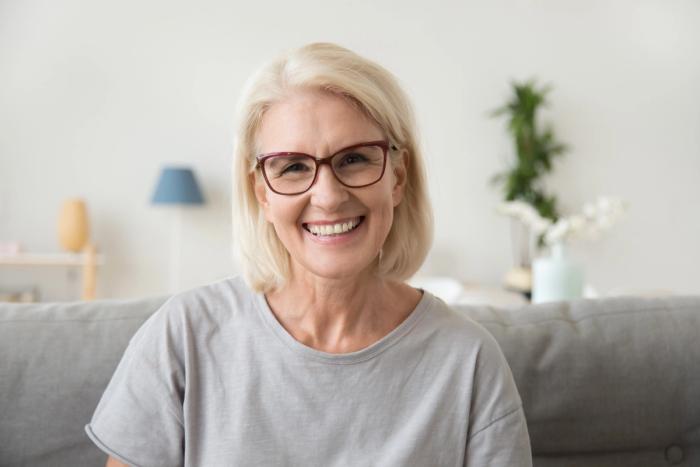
[254,288,433,364]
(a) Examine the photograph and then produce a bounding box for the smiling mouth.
[302,217,365,237]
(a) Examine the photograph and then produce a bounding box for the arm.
[464,326,532,466]
[465,406,532,466]
[86,299,185,467]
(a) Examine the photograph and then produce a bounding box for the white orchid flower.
[498,196,627,247]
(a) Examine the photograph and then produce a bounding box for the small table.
[0,245,104,300]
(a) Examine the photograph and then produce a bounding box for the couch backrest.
[1,295,699,467]
[0,296,167,467]
[459,295,700,467]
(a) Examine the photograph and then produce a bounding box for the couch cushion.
[2,294,699,467]
[458,295,700,467]
[0,296,167,467]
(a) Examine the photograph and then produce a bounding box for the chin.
[296,257,375,281]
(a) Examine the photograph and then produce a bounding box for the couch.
[1,293,699,466]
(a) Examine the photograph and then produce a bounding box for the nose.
[309,164,349,211]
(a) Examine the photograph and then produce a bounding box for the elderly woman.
[86,43,532,466]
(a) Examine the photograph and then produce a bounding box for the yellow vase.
[58,199,90,252]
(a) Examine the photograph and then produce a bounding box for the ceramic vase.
[532,242,583,303]
[58,199,90,252]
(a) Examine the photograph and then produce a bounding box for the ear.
[391,149,409,207]
[252,172,274,222]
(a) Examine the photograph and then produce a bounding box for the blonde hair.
[232,42,432,292]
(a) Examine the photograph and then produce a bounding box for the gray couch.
[1,294,699,466]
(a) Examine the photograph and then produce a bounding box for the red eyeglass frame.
[255,140,397,195]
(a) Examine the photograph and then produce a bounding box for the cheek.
[375,207,394,244]
[265,196,305,231]
[369,182,397,234]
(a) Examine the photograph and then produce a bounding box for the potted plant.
[490,79,568,295]
[498,197,627,303]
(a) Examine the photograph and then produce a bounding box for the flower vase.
[532,242,583,303]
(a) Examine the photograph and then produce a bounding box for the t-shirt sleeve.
[85,299,185,467]
[464,327,532,467]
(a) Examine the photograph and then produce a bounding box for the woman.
[86,42,532,466]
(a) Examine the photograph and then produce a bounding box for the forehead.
[257,89,384,154]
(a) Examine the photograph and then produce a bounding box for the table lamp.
[151,166,205,293]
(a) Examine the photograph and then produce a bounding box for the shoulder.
[425,297,525,434]
[129,276,256,353]
[166,275,254,314]
[419,295,526,438]
[420,293,518,398]
[422,292,504,358]
[151,276,253,323]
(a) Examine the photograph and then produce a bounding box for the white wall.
[1,0,699,300]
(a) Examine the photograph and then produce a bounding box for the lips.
[302,216,365,236]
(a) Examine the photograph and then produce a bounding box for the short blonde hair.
[232,42,432,292]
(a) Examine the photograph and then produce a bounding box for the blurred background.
[1,0,698,301]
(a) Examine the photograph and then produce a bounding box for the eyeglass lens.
[262,145,385,194]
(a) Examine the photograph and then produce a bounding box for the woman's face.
[254,90,407,282]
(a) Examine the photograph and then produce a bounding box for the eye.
[339,152,369,166]
[281,162,310,174]
[265,155,314,178]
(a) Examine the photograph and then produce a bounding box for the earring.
[378,248,384,263]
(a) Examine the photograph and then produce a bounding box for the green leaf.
[490,78,567,216]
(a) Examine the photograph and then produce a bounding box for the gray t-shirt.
[85,277,531,466]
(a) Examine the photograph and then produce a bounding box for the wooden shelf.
[0,252,105,267]
[0,246,103,300]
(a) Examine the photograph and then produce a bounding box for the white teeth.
[307,218,361,236]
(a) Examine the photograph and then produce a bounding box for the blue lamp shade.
[151,167,205,205]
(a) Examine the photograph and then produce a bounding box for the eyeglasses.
[255,140,396,195]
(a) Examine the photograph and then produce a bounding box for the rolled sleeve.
[85,302,185,466]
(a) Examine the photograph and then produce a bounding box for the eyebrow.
[258,139,389,158]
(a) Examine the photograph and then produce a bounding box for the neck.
[265,267,419,353]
